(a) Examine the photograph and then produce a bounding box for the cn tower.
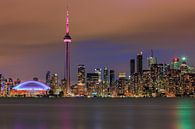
[64,7,72,95]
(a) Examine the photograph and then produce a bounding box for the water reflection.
[14,119,23,129]
[177,100,194,129]
[62,106,72,129]
[0,99,194,129]
[13,107,48,129]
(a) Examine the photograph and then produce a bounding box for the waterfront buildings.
[0,52,195,98]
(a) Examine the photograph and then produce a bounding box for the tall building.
[77,65,86,85]
[6,78,13,96]
[110,70,115,87]
[130,59,135,75]
[0,74,2,93]
[102,67,109,96]
[147,50,157,69]
[51,73,58,92]
[87,73,99,96]
[137,51,143,74]
[77,65,86,95]
[64,7,72,94]
[150,64,164,95]
[46,71,51,86]
[103,67,109,87]
[61,78,66,93]
[117,73,128,96]
[95,68,102,84]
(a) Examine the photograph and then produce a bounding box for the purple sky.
[0,0,195,83]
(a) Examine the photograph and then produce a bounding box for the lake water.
[0,98,194,129]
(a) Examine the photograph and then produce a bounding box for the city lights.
[181,56,187,62]
[0,52,194,98]
[0,3,194,98]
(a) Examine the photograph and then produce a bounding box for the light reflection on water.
[0,98,194,129]
[177,100,194,129]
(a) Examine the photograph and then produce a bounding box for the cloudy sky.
[0,0,195,83]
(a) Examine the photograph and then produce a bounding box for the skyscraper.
[87,73,99,96]
[0,74,2,93]
[95,68,102,84]
[137,51,143,74]
[103,67,109,87]
[117,72,128,96]
[46,71,51,86]
[51,73,58,92]
[147,50,157,69]
[64,7,72,94]
[77,64,86,95]
[77,64,85,85]
[110,70,115,87]
[130,59,135,75]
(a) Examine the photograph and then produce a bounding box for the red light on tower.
[172,57,179,63]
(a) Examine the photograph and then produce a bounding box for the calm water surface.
[0,98,194,129]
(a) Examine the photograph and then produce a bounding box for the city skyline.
[0,1,194,129]
[0,0,195,82]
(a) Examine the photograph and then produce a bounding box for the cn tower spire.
[66,6,69,34]
[64,0,72,95]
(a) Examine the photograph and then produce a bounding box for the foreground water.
[0,98,194,129]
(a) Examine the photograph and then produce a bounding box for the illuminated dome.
[13,81,50,91]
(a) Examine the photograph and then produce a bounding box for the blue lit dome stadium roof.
[13,81,50,91]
